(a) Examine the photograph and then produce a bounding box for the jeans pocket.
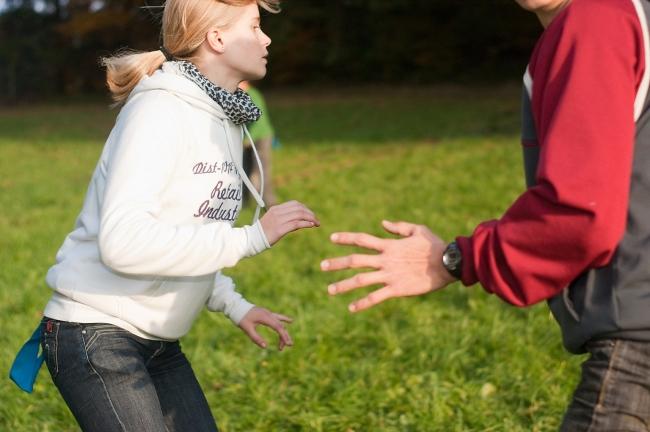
[82,323,127,354]
[41,319,60,379]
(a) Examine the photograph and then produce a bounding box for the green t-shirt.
[245,86,275,142]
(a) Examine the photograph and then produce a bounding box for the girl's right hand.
[260,200,320,245]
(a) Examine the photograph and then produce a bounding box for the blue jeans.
[561,339,650,431]
[41,318,218,432]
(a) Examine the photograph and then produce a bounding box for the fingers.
[288,220,319,232]
[242,318,293,351]
[272,313,293,323]
[348,287,395,313]
[275,205,318,222]
[320,253,381,272]
[283,210,320,227]
[240,322,268,349]
[382,220,417,237]
[329,232,384,251]
[261,201,321,245]
[271,321,293,351]
[328,271,387,295]
[275,209,320,227]
[266,319,293,351]
[254,314,293,351]
[271,201,320,225]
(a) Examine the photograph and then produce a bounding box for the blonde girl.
[38,0,318,430]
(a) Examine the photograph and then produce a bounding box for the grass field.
[0,85,584,431]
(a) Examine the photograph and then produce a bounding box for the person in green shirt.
[240,80,277,206]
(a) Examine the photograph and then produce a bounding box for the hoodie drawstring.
[220,122,265,223]
[243,125,265,219]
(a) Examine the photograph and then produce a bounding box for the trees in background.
[0,0,540,102]
[0,0,161,101]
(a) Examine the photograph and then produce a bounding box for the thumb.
[382,220,417,237]
[241,323,268,349]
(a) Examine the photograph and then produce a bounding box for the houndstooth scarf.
[175,61,261,125]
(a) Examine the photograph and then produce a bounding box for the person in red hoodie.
[322,0,650,429]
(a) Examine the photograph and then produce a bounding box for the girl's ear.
[206,29,226,54]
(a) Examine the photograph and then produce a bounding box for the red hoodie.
[456,0,645,306]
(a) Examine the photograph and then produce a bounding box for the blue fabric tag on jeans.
[9,322,45,393]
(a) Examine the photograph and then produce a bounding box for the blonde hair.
[102,0,279,104]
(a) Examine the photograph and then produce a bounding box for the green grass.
[0,85,584,431]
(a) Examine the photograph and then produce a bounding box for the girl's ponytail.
[101,50,166,104]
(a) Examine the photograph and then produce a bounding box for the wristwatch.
[442,241,463,279]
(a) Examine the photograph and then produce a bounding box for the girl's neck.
[194,60,239,93]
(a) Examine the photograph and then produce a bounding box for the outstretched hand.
[260,200,320,245]
[321,220,457,312]
[239,306,294,351]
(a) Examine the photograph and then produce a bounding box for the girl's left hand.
[238,307,293,351]
[260,200,320,245]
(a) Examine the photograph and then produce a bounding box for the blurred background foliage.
[0,0,541,103]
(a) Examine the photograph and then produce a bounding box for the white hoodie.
[43,63,270,340]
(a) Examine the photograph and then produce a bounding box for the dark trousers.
[561,339,650,431]
[41,318,218,432]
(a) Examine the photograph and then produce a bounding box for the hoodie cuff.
[227,299,256,325]
[455,236,479,287]
[206,275,256,324]
[244,220,270,256]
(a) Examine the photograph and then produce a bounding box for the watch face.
[449,248,461,264]
[444,247,459,267]
[443,242,462,277]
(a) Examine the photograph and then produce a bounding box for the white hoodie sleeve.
[98,92,269,276]
[206,273,255,324]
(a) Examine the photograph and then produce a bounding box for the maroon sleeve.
[456,0,644,306]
